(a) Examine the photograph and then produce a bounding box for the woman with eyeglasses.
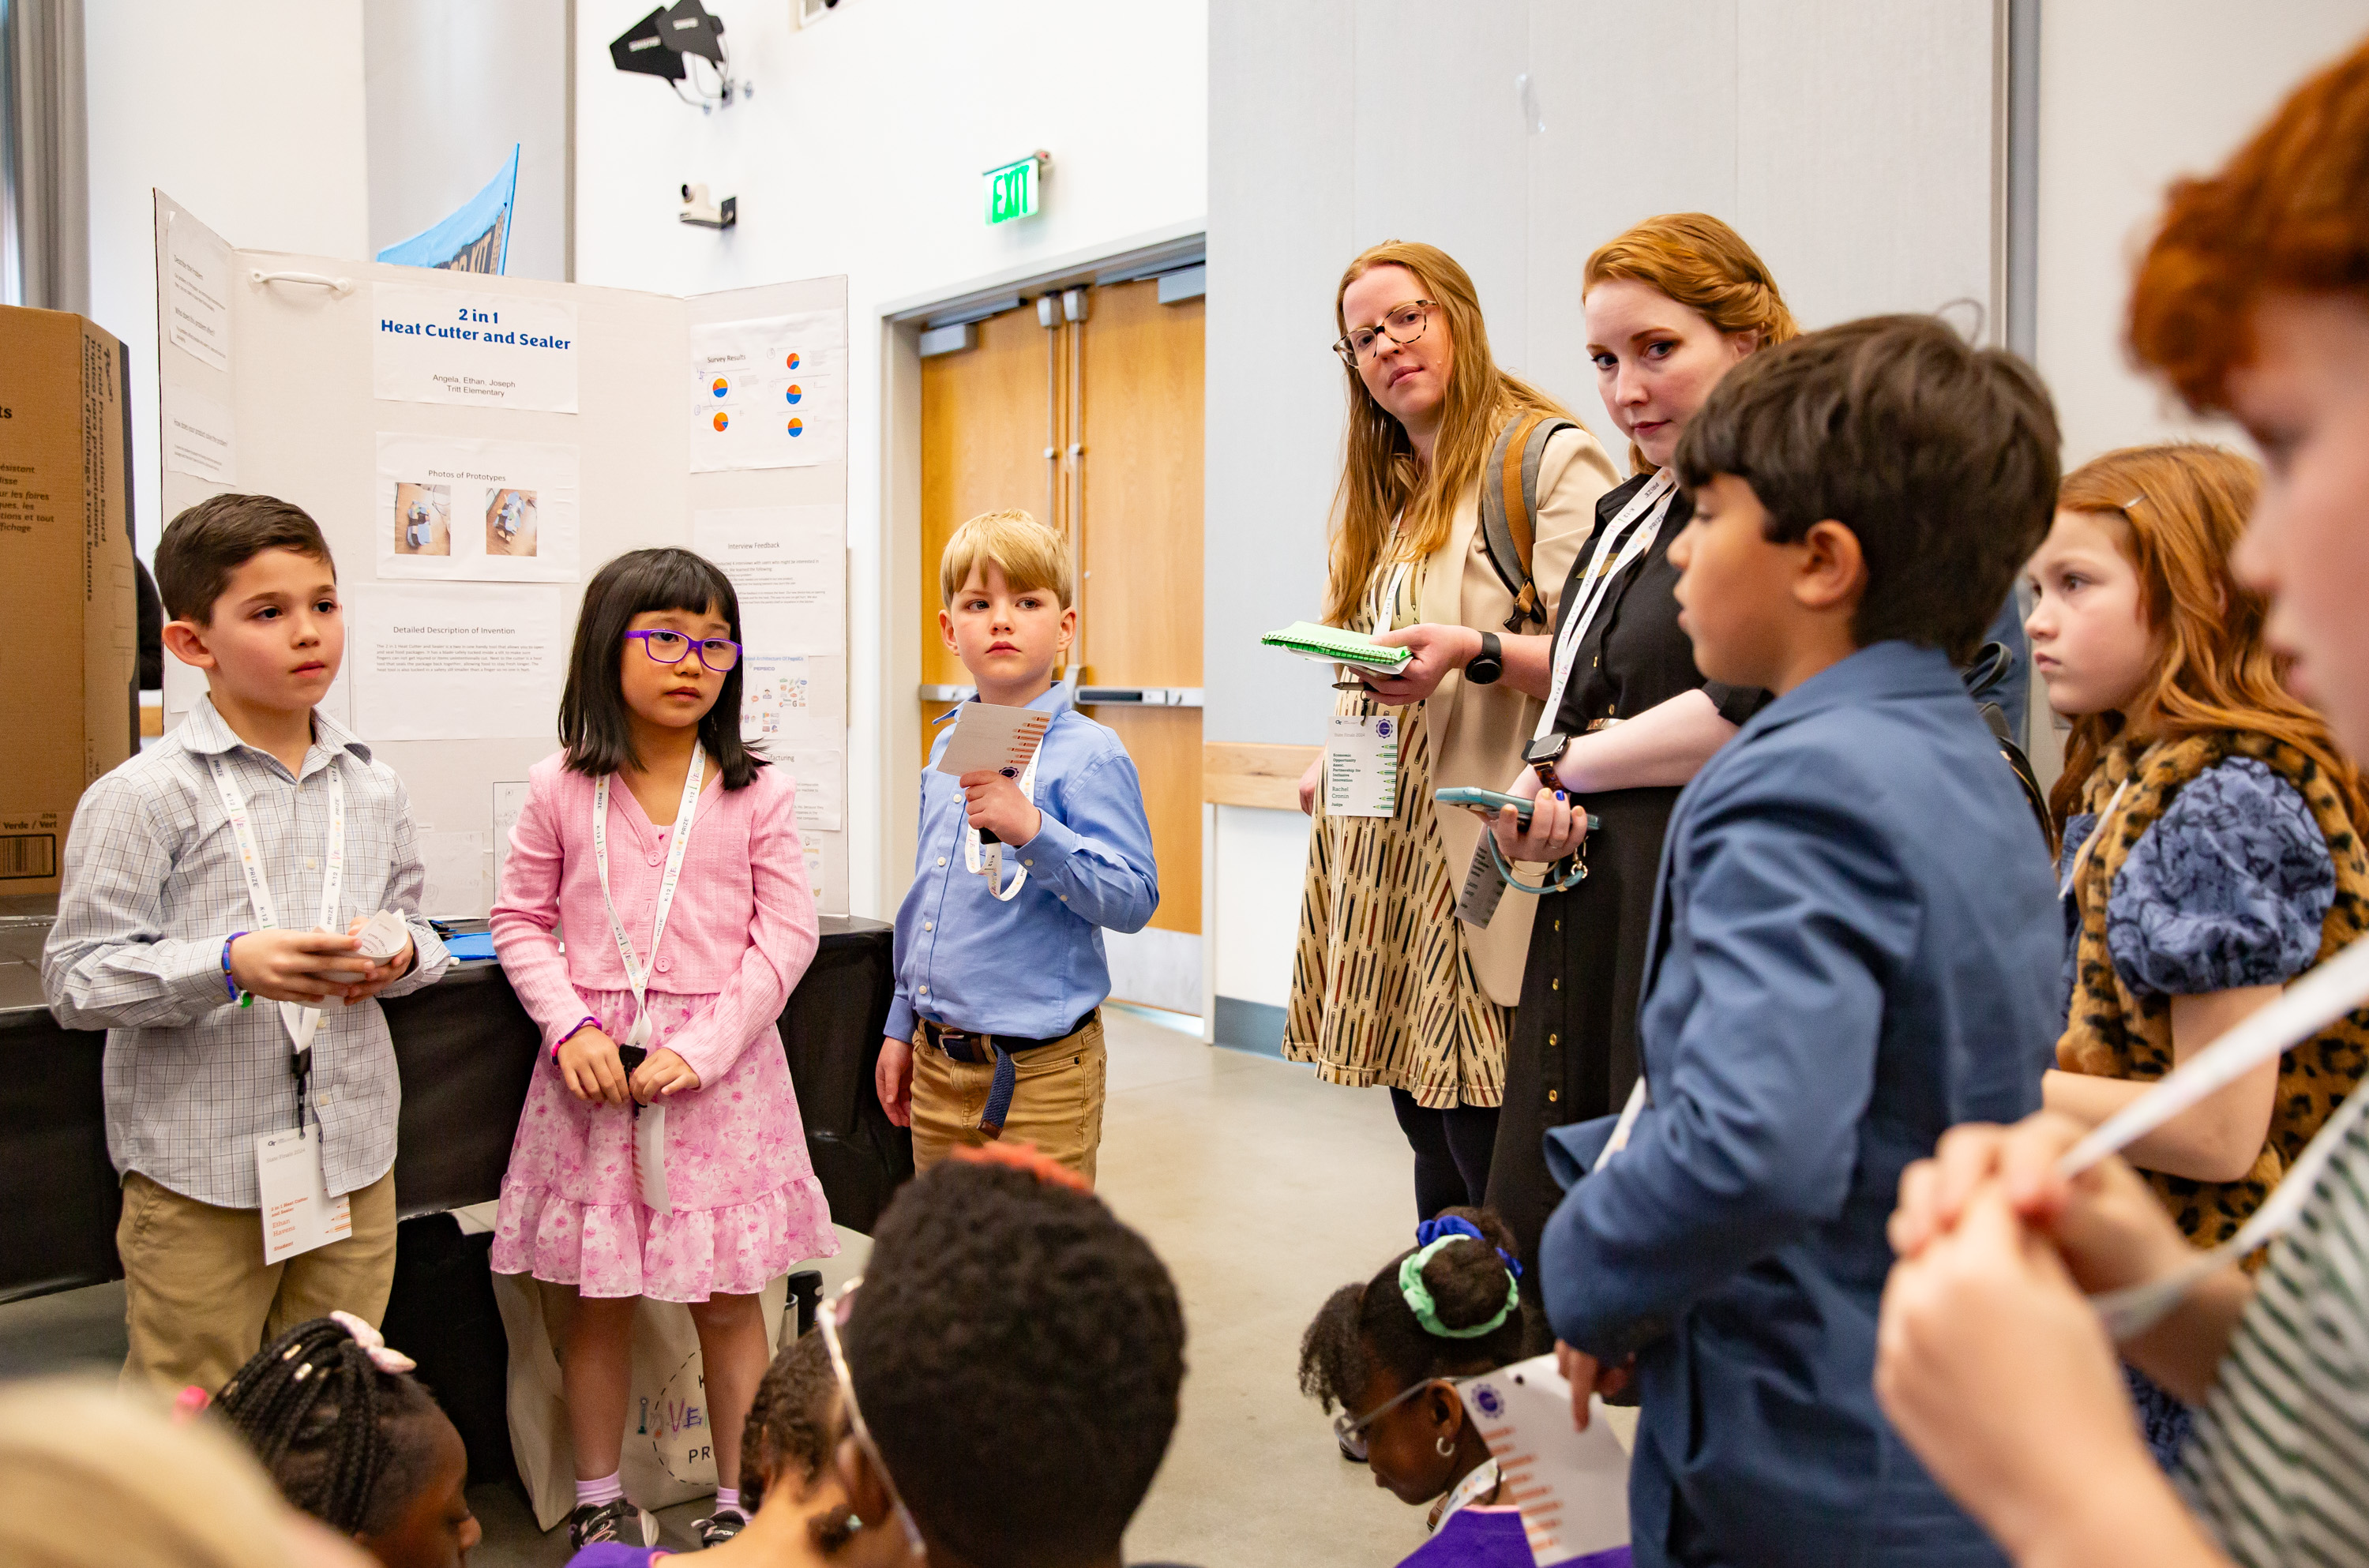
[1288,241,1620,1219]
[1471,215,1796,1272]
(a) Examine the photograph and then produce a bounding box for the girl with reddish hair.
[1879,32,2369,1568]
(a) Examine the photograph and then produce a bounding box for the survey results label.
[688,309,844,471]
[374,281,580,413]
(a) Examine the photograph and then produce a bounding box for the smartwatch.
[1464,632,1504,687]
[1525,732,1569,791]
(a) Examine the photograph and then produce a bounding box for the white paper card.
[161,381,238,482]
[802,842,826,909]
[786,749,845,832]
[166,214,233,371]
[354,909,410,960]
[690,506,845,655]
[493,781,531,893]
[936,702,1053,778]
[740,654,843,740]
[374,432,580,583]
[348,583,569,741]
[1326,713,1399,818]
[688,310,846,470]
[255,1130,354,1266]
[635,1105,671,1212]
[374,282,580,412]
[419,829,490,919]
[1458,1355,1631,1566]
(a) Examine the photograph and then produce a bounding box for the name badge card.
[255,1131,354,1265]
[1457,1354,1632,1566]
[1326,713,1398,818]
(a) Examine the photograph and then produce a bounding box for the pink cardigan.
[490,750,817,1086]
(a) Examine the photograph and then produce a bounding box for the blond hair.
[1326,241,1578,625]
[939,509,1075,609]
[1583,213,1800,474]
[0,1379,302,1568]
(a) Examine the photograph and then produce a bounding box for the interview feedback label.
[373,281,580,413]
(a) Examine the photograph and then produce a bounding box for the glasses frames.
[1335,299,1436,368]
[625,628,742,673]
[1332,1375,1453,1462]
[817,1278,929,1559]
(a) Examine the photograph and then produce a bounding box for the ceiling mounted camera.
[681,183,738,229]
[611,1,746,111]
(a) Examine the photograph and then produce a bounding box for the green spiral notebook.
[1260,621,1414,674]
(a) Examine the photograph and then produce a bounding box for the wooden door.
[916,278,1205,960]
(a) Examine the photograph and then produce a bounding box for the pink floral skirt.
[490,987,839,1302]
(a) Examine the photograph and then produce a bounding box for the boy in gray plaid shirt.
[42,494,450,1393]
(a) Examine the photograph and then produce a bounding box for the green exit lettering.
[986,158,1039,225]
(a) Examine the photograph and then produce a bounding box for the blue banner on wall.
[377,145,520,275]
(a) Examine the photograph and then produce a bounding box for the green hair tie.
[1398,1236,1520,1340]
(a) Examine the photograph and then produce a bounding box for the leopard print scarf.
[2058,731,2369,1255]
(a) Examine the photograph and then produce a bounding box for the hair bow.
[1414,1214,1522,1278]
[329,1310,419,1375]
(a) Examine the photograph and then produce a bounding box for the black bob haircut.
[1675,313,2061,662]
[1299,1206,1537,1418]
[560,547,768,789]
[843,1158,1186,1568]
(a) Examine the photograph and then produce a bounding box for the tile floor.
[0,1010,1439,1566]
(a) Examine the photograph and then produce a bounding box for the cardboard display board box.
[0,306,137,898]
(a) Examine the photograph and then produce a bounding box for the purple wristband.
[223,932,249,1003]
[552,1016,601,1063]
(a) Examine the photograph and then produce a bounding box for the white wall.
[365,0,569,281]
[571,0,1208,918]
[84,0,370,566]
[2034,1,2369,466]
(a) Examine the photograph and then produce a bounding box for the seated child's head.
[2026,442,2364,824]
[214,1314,479,1568]
[1298,1207,1530,1508]
[739,1326,840,1514]
[1670,314,2061,692]
[156,493,341,715]
[835,1143,1184,1568]
[936,509,1076,697]
[560,546,764,788]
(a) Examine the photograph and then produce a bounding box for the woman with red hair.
[1878,33,2369,1568]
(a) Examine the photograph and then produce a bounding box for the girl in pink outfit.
[490,547,836,1554]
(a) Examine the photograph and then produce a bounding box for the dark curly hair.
[1299,1207,1534,1416]
[843,1159,1186,1568]
[741,1327,837,1511]
[213,1317,449,1539]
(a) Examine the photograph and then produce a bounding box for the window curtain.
[1,0,87,313]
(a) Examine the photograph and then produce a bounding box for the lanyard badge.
[1537,471,1678,738]
[963,751,1042,902]
[208,754,347,1127]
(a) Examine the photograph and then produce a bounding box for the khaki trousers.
[116,1167,399,1395]
[910,1018,1107,1187]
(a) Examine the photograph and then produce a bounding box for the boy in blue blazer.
[1530,316,2063,1567]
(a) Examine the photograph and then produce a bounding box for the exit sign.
[985,152,1046,225]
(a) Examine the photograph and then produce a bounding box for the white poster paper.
[348,583,569,741]
[161,381,238,482]
[418,829,490,919]
[786,749,844,832]
[166,214,233,371]
[374,281,580,412]
[692,505,845,655]
[740,654,835,741]
[802,842,826,909]
[492,780,531,894]
[688,310,845,470]
[375,433,580,583]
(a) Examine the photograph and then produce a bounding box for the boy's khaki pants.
[910,1017,1107,1186]
[115,1167,399,1396]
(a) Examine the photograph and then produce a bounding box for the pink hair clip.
[329,1310,419,1375]
[171,1384,212,1424]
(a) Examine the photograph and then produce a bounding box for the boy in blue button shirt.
[1501,317,2063,1567]
[877,509,1158,1186]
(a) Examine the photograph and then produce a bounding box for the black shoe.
[568,1498,658,1551]
[693,1507,749,1547]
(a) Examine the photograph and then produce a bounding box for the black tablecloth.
[0,916,910,1304]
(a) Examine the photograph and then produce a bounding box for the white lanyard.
[1432,1458,1502,1532]
[591,752,707,1050]
[1536,470,1680,739]
[209,752,344,1065]
[963,746,1043,902]
[1381,559,1414,631]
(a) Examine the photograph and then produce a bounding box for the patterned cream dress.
[1285,554,1511,1110]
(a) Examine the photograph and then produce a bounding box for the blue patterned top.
[2057,756,2334,1011]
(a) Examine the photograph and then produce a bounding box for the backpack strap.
[1477,414,1580,632]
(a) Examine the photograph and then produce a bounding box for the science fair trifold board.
[152,191,850,918]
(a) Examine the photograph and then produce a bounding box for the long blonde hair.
[1582,213,1800,475]
[1325,242,1574,625]
[2048,443,2367,828]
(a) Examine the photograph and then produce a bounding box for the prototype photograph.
[392,482,451,555]
[485,486,539,557]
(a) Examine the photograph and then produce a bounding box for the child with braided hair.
[1300,1207,1596,1567]
[212,1312,480,1568]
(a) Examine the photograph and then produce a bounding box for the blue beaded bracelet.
[222,931,250,1006]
